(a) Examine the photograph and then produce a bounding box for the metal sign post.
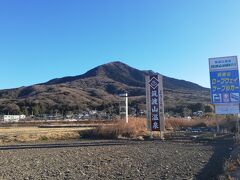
[146,74,165,140]
[209,56,240,134]
[215,115,220,134]
[237,114,240,142]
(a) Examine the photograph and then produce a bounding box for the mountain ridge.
[45,61,208,91]
[0,61,210,115]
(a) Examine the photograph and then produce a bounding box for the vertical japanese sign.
[209,56,240,114]
[146,74,165,131]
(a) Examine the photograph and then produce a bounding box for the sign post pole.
[236,114,240,142]
[215,115,220,134]
[237,119,239,141]
[159,75,165,140]
[145,76,151,133]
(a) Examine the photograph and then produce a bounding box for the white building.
[1,115,26,123]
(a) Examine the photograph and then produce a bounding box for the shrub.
[40,136,49,141]
[80,117,147,139]
[165,117,208,130]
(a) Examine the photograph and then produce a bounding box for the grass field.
[0,127,92,144]
[0,116,234,144]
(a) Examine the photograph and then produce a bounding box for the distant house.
[89,110,97,115]
[193,111,204,117]
[76,113,84,119]
[83,114,90,120]
[1,115,26,123]
[65,114,73,119]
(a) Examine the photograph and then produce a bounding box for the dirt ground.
[0,135,234,180]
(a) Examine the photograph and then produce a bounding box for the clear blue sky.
[0,0,240,89]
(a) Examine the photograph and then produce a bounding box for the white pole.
[126,93,128,123]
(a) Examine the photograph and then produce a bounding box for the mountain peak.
[105,61,125,65]
[45,61,207,92]
[45,61,140,85]
[95,61,132,72]
[80,61,146,87]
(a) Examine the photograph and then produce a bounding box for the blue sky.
[0,0,240,89]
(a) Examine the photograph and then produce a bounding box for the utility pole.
[119,93,128,123]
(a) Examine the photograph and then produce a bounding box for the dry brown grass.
[225,158,240,174]
[165,116,236,130]
[80,116,223,139]
[1,116,235,144]
[0,127,92,144]
[165,117,208,130]
[80,117,148,139]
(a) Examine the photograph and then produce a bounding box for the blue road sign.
[210,70,240,104]
[209,57,240,104]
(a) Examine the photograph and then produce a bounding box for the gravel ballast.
[0,137,233,180]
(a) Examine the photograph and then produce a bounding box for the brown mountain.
[0,61,210,115]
